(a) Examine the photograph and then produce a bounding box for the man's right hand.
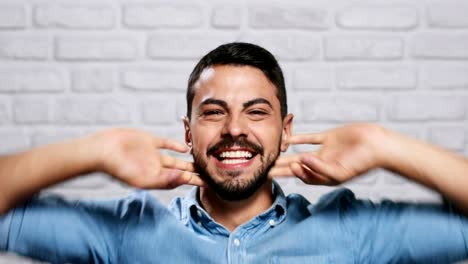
[0,128,205,215]
[90,128,205,189]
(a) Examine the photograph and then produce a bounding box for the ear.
[182,116,192,147]
[280,114,293,152]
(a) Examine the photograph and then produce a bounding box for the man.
[0,42,467,263]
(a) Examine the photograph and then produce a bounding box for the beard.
[192,136,280,201]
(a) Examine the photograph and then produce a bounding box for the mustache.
[206,137,264,156]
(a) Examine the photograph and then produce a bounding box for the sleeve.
[346,196,468,263]
[0,195,125,264]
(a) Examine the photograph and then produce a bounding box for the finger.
[300,154,337,179]
[291,162,329,185]
[153,169,200,189]
[185,173,207,188]
[274,154,302,166]
[268,166,294,178]
[300,163,339,186]
[157,138,189,153]
[288,133,325,145]
[161,155,195,172]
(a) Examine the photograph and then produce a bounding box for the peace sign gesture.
[269,123,385,185]
[93,128,205,189]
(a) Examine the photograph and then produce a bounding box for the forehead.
[192,65,278,107]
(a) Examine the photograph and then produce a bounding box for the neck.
[199,180,274,232]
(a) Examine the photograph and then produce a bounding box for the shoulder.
[285,188,359,215]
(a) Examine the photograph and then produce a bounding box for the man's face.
[185,65,292,201]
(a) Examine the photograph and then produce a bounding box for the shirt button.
[269,219,275,226]
[233,238,240,247]
[197,221,202,226]
[197,210,202,217]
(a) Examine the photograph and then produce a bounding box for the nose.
[221,115,248,138]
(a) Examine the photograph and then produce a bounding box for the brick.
[0,35,50,60]
[301,97,379,122]
[141,98,177,124]
[411,34,468,59]
[211,5,241,29]
[336,6,418,30]
[147,33,234,59]
[72,69,115,93]
[56,36,137,61]
[248,6,329,29]
[34,4,115,29]
[0,4,26,29]
[429,126,465,151]
[0,68,66,93]
[336,67,416,90]
[240,33,320,61]
[324,36,403,60]
[421,66,468,89]
[0,101,8,124]
[389,95,465,121]
[0,130,29,154]
[123,4,202,28]
[293,67,332,91]
[13,98,50,123]
[427,1,468,28]
[54,98,132,124]
[121,67,189,92]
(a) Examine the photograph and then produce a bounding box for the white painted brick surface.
[248,6,329,29]
[0,68,66,93]
[123,4,202,28]
[34,5,116,29]
[0,34,50,60]
[121,66,190,92]
[72,69,115,93]
[389,95,465,121]
[337,66,416,90]
[13,98,50,123]
[411,34,468,59]
[427,1,468,28]
[429,126,466,151]
[421,66,468,90]
[141,97,178,124]
[336,6,418,30]
[211,5,242,29]
[148,33,234,59]
[56,36,137,61]
[1,1,468,262]
[240,33,320,61]
[324,36,403,60]
[293,66,333,91]
[0,5,27,29]
[302,97,379,122]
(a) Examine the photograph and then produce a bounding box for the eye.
[248,110,268,116]
[204,109,224,116]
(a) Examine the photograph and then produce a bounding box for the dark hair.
[186,42,287,119]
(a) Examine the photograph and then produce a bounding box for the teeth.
[219,151,253,159]
[221,159,250,164]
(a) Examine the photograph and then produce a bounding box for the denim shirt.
[1,182,467,264]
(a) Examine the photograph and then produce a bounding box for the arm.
[270,123,468,214]
[0,128,203,215]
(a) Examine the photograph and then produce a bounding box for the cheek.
[191,124,222,148]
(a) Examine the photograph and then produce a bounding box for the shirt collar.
[180,180,287,226]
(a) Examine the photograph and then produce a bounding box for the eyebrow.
[199,97,273,111]
[243,98,273,109]
[200,98,228,109]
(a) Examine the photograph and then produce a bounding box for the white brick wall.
[1,0,468,262]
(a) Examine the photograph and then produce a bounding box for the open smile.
[211,148,258,169]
